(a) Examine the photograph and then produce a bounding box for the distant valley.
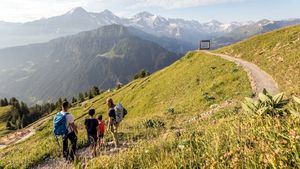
[0,25,179,103]
[0,7,300,50]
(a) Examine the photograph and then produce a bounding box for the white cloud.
[0,0,246,22]
[0,0,88,22]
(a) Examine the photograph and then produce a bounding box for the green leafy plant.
[143,119,165,129]
[242,89,290,116]
[290,96,300,116]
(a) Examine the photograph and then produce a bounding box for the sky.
[0,0,299,23]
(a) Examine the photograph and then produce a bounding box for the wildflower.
[178,144,185,150]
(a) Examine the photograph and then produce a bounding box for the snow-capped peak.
[257,19,273,26]
[101,9,114,16]
[134,11,154,19]
[66,7,88,15]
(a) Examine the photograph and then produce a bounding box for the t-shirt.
[85,118,99,135]
[60,111,75,134]
[108,108,116,124]
[98,120,105,134]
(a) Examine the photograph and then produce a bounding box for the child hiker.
[97,115,106,149]
[84,109,99,157]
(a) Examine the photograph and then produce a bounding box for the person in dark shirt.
[107,98,119,148]
[84,109,99,157]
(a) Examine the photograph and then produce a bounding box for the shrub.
[290,96,300,116]
[133,69,150,80]
[143,119,165,129]
[242,89,290,117]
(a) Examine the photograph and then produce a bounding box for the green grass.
[0,106,12,137]
[88,104,300,169]
[0,52,252,168]
[217,24,300,96]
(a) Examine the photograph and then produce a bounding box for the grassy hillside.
[0,52,252,168]
[0,106,12,137]
[217,24,300,95]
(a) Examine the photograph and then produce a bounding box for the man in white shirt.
[61,101,78,161]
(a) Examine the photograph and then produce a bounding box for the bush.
[143,119,165,129]
[290,96,300,116]
[133,70,150,80]
[242,89,290,117]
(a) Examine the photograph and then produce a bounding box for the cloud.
[0,0,88,22]
[0,0,246,22]
[130,0,245,9]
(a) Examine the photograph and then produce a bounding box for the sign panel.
[199,40,211,50]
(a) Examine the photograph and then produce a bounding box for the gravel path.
[0,112,54,149]
[204,51,280,96]
[35,141,133,169]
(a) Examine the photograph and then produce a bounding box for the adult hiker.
[106,98,128,148]
[84,109,99,157]
[53,101,78,161]
[107,98,119,148]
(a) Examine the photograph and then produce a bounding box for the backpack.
[53,112,69,136]
[114,103,127,123]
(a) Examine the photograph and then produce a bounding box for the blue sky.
[0,0,299,23]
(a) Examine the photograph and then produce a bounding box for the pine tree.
[3,98,8,106]
[91,86,100,96]
[71,97,77,104]
[19,102,30,128]
[9,97,19,106]
[88,91,93,99]
[55,98,63,110]
[0,99,4,107]
[78,93,85,103]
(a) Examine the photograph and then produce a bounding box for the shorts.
[88,134,97,145]
[98,133,104,139]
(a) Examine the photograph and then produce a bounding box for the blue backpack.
[53,112,69,136]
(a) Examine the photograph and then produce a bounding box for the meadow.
[0,52,252,168]
[218,24,300,95]
[0,106,12,137]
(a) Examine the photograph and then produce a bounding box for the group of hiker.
[53,98,127,161]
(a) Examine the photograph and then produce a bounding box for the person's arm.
[96,122,100,137]
[70,123,78,134]
[68,114,78,134]
[107,118,111,130]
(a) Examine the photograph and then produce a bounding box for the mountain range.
[0,25,179,103]
[1,7,300,103]
[1,7,300,49]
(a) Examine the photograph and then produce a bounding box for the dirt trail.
[0,112,55,149]
[203,51,280,96]
[35,141,134,169]
[0,102,93,149]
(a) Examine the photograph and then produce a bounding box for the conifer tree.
[78,93,85,103]
[71,97,77,104]
[91,86,100,96]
